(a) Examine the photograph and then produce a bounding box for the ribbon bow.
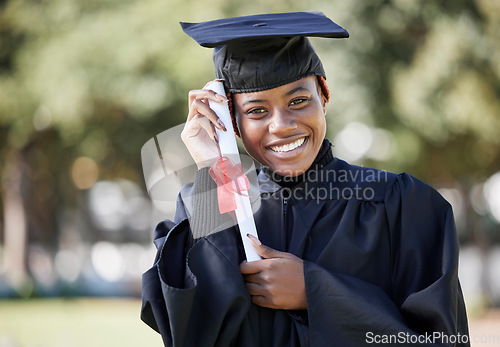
[209,156,250,214]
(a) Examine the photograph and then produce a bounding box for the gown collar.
[257,139,335,194]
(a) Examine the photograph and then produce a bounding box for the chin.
[268,163,311,177]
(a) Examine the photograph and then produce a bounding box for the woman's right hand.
[181,84,228,169]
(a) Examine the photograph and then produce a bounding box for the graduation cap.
[180,11,349,93]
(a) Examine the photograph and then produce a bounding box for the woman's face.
[234,76,328,177]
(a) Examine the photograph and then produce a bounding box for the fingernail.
[247,234,261,246]
[216,94,228,102]
[218,119,227,131]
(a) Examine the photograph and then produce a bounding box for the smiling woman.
[141,12,470,347]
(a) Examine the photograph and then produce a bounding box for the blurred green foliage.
[0,0,499,249]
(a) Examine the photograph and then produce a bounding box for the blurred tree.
[0,0,215,288]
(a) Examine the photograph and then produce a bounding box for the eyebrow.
[241,86,311,107]
[285,86,309,96]
[242,99,265,107]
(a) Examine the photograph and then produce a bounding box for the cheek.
[318,116,327,137]
[237,117,261,153]
[306,106,327,136]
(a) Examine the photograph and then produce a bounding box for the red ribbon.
[209,156,250,214]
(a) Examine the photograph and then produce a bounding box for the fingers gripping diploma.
[181,84,228,169]
[239,234,307,310]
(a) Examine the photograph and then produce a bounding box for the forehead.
[233,76,318,103]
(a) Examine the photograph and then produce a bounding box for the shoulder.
[322,158,397,201]
[326,158,448,208]
[388,171,451,213]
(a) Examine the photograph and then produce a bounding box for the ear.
[234,113,242,139]
[316,79,329,115]
[321,94,328,115]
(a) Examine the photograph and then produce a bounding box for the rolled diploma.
[206,80,261,262]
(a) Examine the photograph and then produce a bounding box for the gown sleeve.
[303,173,470,346]
[140,168,253,347]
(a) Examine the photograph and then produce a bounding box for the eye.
[289,97,309,107]
[247,107,267,115]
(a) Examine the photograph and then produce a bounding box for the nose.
[268,108,297,135]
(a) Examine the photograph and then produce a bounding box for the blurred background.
[0,0,499,346]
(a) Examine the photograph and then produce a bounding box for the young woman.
[141,12,470,346]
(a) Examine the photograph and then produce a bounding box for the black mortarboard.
[180,11,349,93]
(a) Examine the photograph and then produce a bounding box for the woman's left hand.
[239,235,307,310]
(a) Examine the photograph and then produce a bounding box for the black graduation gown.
[141,157,470,346]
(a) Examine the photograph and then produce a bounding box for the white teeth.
[270,137,306,153]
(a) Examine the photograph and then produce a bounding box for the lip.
[266,136,309,155]
[267,135,308,148]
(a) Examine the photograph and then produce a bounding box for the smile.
[269,137,307,153]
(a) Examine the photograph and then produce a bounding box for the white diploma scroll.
[206,80,261,262]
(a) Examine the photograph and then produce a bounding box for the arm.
[141,86,252,346]
[304,174,469,346]
[141,177,251,347]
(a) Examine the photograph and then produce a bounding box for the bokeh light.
[71,156,99,190]
[334,122,373,162]
[91,241,124,282]
[333,122,395,163]
[484,172,500,223]
[470,182,488,216]
[32,105,53,131]
[28,245,56,287]
[439,187,465,230]
[55,249,82,283]
[88,179,151,232]
[88,181,126,231]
